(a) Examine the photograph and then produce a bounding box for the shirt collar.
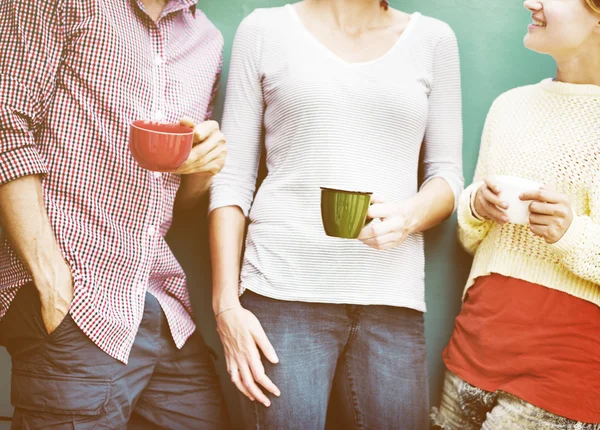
[133,0,197,20]
[166,0,197,17]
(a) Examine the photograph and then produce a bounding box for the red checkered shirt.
[0,0,223,363]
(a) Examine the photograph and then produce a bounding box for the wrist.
[212,293,241,316]
[182,171,214,185]
[215,303,242,318]
[470,186,486,221]
[176,174,212,210]
[30,251,71,296]
[403,198,423,235]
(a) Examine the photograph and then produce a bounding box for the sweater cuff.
[459,182,487,226]
[469,182,486,221]
[549,214,586,256]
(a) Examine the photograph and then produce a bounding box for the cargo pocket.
[11,369,111,417]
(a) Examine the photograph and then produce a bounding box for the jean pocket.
[45,312,75,343]
[11,369,111,417]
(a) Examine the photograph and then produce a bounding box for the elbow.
[421,173,463,214]
[457,231,478,256]
[208,187,254,218]
[422,161,464,212]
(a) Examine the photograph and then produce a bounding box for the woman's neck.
[303,0,388,32]
[555,44,600,86]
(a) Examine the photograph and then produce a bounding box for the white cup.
[491,175,542,225]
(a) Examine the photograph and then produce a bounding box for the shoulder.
[233,5,294,55]
[194,10,224,46]
[492,84,541,109]
[411,14,458,46]
[237,6,290,32]
[404,14,459,71]
[482,84,541,125]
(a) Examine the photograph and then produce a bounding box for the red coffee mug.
[129,121,194,172]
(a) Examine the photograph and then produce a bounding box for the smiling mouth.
[531,19,546,27]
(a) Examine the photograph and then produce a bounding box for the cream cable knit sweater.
[458,79,600,306]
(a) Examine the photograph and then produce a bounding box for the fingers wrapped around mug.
[358,196,414,250]
[520,186,573,243]
[175,118,227,176]
[472,178,510,224]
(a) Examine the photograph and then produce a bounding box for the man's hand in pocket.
[38,261,74,335]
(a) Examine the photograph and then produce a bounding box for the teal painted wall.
[0,1,555,427]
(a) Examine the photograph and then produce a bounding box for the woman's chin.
[523,35,548,54]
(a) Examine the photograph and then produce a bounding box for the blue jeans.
[239,291,429,430]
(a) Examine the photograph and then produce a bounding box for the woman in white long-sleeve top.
[209,0,463,427]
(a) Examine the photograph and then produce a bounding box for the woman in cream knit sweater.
[433,0,600,428]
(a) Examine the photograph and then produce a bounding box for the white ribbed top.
[210,5,463,310]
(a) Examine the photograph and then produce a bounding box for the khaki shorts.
[431,371,600,430]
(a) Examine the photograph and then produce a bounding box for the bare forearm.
[208,206,246,314]
[410,177,455,234]
[0,175,66,293]
[175,173,213,211]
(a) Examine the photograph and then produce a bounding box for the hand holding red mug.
[129,117,227,174]
[175,117,227,177]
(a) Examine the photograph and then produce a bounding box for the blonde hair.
[587,0,600,14]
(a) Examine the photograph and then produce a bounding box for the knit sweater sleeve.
[549,164,600,285]
[456,101,497,255]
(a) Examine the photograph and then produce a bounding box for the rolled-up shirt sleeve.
[420,24,464,211]
[0,0,66,185]
[209,12,265,216]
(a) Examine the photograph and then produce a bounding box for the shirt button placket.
[151,25,166,122]
[152,25,166,238]
[145,23,165,292]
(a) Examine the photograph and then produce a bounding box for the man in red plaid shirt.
[0,0,230,427]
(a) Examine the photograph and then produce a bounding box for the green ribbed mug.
[320,187,373,239]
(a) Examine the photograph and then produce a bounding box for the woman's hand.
[358,195,416,250]
[520,186,573,244]
[472,177,510,224]
[216,306,280,407]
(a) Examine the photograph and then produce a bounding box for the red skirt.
[443,274,600,423]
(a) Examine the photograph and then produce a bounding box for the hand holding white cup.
[474,175,542,225]
[519,185,574,243]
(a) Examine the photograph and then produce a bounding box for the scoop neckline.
[286,4,420,68]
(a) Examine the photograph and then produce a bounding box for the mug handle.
[364,217,382,227]
[364,201,377,227]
